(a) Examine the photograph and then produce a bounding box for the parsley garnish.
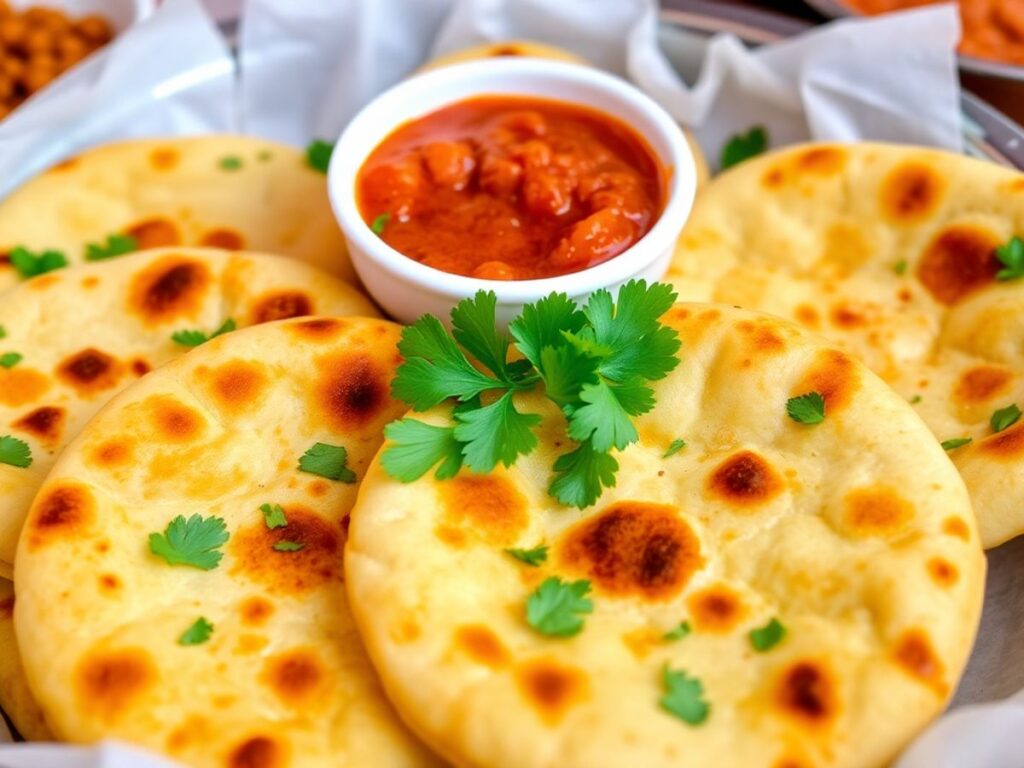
[663,439,686,458]
[0,435,31,468]
[894,259,908,275]
[149,514,229,570]
[0,326,6,339]
[941,437,972,451]
[0,352,21,368]
[178,617,214,646]
[219,156,243,171]
[787,392,825,425]
[505,545,548,567]
[663,621,691,641]
[720,126,768,170]
[525,577,593,637]
[749,618,786,652]
[306,139,334,173]
[298,442,356,482]
[371,213,391,235]
[382,282,681,508]
[910,394,922,404]
[659,665,710,725]
[9,246,67,278]
[85,233,137,261]
[995,236,1024,281]
[273,540,304,552]
[260,503,287,530]
[991,403,1021,433]
[171,318,236,347]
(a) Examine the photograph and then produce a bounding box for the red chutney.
[356,96,665,280]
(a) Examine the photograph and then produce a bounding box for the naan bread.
[346,304,985,768]
[666,142,1024,548]
[0,579,50,741]
[0,135,354,292]
[0,248,378,577]
[14,317,440,767]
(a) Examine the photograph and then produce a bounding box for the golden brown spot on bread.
[0,596,14,619]
[28,274,60,291]
[252,291,313,324]
[260,648,325,705]
[98,574,121,593]
[230,507,341,595]
[314,352,392,432]
[926,557,959,587]
[978,421,1024,459]
[830,303,869,329]
[129,256,211,324]
[149,147,179,171]
[82,276,100,289]
[50,156,78,172]
[795,349,859,415]
[954,366,1013,403]
[736,320,786,355]
[440,474,528,547]
[202,360,268,415]
[435,524,468,548]
[621,627,662,659]
[707,451,783,509]
[516,658,589,725]
[147,396,205,442]
[879,161,946,223]
[775,660,838,727]
[917,225,1001,305]
[454,624,510,668]
[199,228,245,251]
[842,486,914,538]
[229,736,288,768]
[307,479,330,498]
[687,584,746,633]
[74,647,156,723]
[492,45,526,56]
[559,501,702,600]
[796,147,846,175]
[288,318,347,340]
[763,167,784,188]
[943,517,970,540]
[88,439,134,468]
[239,597,275,626]
[125,218,181,249]
[56,348,122,396]
[892,629,947,696]
[0,367,51,406]
[794,305,820,329]
[12,406,64,447]
[131,359,151,377]
[390,617,422,644]
[26,483,95,550]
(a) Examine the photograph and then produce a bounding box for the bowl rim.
[328,57,696,303]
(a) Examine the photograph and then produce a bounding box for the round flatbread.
[0,135,354,292]
[14,316,440,767]
[666,142,1024,548]
[0,579,50,741]
[346,304,985,768]
[0,247,378,577]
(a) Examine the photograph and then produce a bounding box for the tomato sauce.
[356,96,665,280]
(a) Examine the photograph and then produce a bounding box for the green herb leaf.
[0,326,6,339]
[171,318,236,347]
[306,139,334,173]
[894,260,908,275]
[720,125,768,171]
[450,291,516,380]
[548,442,619,509]
[568,379,640,452]
[380,419,464,481]
[505,545,548,567]
[273,540,304,552]
[538,344,599,407]
[149,514,229,570]
[663,621,691,641]
[749,617,787,652]
[941,437,973,451]
[659,665,710,725]
[0,352,22,369]
[453,391,541,472]
[298,442,356,482]
[9,246,67,279]
[371,213,390,235]
[259,503,288,530]
[178,617,214,646]
[995,236,1024,281]
[219,156,243,171]
[910,394,922,404]
[509,292,587,371]
[85,233,137,261]
[525,577,593,637]
[0,435,32,468]
[991,403,1021,433]
[663,439,687,458]
[787,392,826,425]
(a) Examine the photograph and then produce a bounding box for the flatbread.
[14,316,440,767]
[346,304,985,768]
[0,579,50,741]
[665,142,1024,548]
[0,247,378,577]
[0,135,354,292]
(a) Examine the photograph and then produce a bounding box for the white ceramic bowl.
[328,58,696,326]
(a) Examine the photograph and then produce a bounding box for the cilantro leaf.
[219,156,243,171]
[787,392,825,425]
[509,292,587,370]
[659,665,710,725]
[941,437,972,451]
[664,621,691,641]
[453,391,541,472]
[525,577,593,637]
[298,442,356,482]
[273,541,305,552]
[568,380,640,452]
[995,236,1024,281]
[371,213,390,235]
[894,259,909,275]
[171,318,236,347]
[178,617,214,646]
[0,435,32,468]
[306,139,334,173]
[9,246,67,279]
[991,403,1021,433]
[538,344,599,407]
[0,326,6,339]
[85,233,137,261]
[720,125,768,171]
[148,514,229,570]
[663,439,687,458]
[505,545,548,567]
[549,442,619,509]
[910,394,922,404]
[451,291,514,380]
[381,419,463,481]
[259,503,288,530]
[749,618,787,652]
[0,352,21,369]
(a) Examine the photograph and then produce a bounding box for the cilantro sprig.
[260,503,288,530]
[659,665,710,725]
[663,439,686,458]
[371,213,391,235]
[720,126,768,171]
[525,577,593,637]
[178,617,214,646]
[149,514,229,570]
[749,617,786,652]
[663,621,691,641]
[941,437,972,451]
[171,318,236,347]
[991,403,1021,433]
[0,435,32,468]
[9,246,67,278]
[505,544,548,567]
[787,392,825,425]
[995,236,1024,281]
[298,442,356,482]
[0,352,21,369]
[85,234,137,261]
[306,140,334,173]
[381,282,681,508]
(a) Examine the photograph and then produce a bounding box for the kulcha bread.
[0,579,50,741]
[14,316,440,767]
[346,304,985,768]
[666,142,1024,548]
[0,135,354,292]
[0,247,378,578]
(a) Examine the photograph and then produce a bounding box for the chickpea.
[0,15,27,46]
[23,26,54,55]
[0,73,12,100]
[0,55,24,81]
[75,15,111,45]
[56,33,87,66]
